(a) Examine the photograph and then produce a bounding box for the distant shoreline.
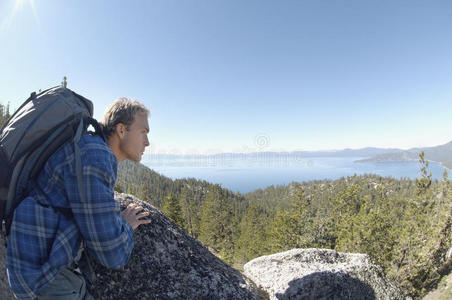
[354,156,452,178]
[428,159,452,173]
[144,156,451,193]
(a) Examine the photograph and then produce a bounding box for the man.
[6,98,151,299]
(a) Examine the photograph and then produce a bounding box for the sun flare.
[13,0,26,11]
[1,0,39,31]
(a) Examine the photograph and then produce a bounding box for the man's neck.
[107,135,124,163]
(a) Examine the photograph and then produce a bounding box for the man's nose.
[144,135,150,147]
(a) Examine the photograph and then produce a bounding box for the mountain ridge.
[356,140,452,169]
[145,142,452,162]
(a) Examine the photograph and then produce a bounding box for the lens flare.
[1,0,40,31]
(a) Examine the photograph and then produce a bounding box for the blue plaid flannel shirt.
[6,133,134,299]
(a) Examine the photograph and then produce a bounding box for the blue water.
[141,155,450,193]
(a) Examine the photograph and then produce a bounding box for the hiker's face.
[119,113,150,162]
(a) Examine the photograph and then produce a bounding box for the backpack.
[0,86,105,241]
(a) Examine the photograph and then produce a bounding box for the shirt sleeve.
[65,141,134,269]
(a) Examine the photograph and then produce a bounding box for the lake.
[141,154,450,193]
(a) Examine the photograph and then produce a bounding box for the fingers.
[126,203,140,210]
[125,203,137,213]
[125,204,143,214]
[138,219,152,225]
[136,211,150,219]
[131,205,143,213]
[124,204,150,219]
[122,203,151,229]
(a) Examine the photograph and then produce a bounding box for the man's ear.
[115,123,126,139]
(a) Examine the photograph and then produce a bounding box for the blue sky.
[1,0,452,154]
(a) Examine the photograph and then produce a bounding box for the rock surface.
[89,193,261,299]
[244,248,405,300]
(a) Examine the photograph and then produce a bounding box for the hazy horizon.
[144,140,449,155]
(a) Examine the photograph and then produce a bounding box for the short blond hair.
[101,97,149,138]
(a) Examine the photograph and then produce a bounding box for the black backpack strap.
[3,216,12,246]
[31,117,102,219]
[84,116,106,142]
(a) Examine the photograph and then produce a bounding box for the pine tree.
[127,185,133,195]
[162,193,185,228]
[269,186,314,252]
[236,203,270,263]
[137,184,150,202]
[269,209,293,253]
[289,187,314,247]
[390,153,444,296]
[199,185,222,248]
[180,185,200,237]
[348,189,395,269]
[0,102,11,128]
[199,185,234,263]
[333,184,361,252]
[62,76,68,88]
[415,151,432,197]
[0,103,4,128]
[441,169,449,199]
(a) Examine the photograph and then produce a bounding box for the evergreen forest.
[117,152,451,298]
[0,102,11,129]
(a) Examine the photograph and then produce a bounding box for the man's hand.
[121,203,151,230]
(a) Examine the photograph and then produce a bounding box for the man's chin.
[128,156,141,163]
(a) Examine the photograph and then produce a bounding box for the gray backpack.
[0,86,104,239]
